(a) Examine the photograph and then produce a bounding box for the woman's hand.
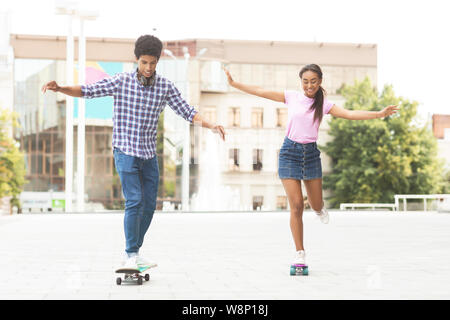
[379,105,399,118]
[223,67,234,86]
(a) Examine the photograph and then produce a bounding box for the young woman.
[223,64,398,266]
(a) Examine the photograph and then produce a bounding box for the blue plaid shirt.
[81,71,198,159]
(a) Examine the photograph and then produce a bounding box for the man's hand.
[41,81,60,94]
[212,125,226,141]
[192,113,226,141]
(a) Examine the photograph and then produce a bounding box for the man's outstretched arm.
[41,81,83,97]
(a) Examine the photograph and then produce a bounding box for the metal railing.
[394,194,450,211]
[340,203,396,211]
[339,194,450,212]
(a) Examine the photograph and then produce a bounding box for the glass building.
[13,58,181,210]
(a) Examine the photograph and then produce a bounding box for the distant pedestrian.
[224,64,398,266]
[42,35,226,271]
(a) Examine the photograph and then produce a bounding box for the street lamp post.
[76,9,98,213]
[56,1,98,212]
[76,15,86,212]
[182,47,190,212]
[56,1,77,212]
[66,15,74,213]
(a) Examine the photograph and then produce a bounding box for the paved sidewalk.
[0,210,449,300]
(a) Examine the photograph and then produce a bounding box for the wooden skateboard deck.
[115,263,157,285]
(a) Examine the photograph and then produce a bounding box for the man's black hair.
[134,35,163,60]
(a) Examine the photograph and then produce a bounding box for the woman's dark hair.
[299,64,326,124]
[134,35,163,60]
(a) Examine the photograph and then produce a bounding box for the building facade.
[189,39,377,210]
[432,114,450,170]
[9,34,378,211]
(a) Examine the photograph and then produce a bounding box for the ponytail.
[312,86,325,124]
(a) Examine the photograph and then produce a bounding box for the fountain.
[191,130,241,211]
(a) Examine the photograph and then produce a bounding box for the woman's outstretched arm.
[223,67,285,103]
[329,104,399,120]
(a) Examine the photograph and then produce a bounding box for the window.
[253,149,263,171]
[253,196,264,210]
[228,107,240,127]
[276,196,287,210]
[276,108,288,128]
[251,108,263,128]
[228,148,240,170]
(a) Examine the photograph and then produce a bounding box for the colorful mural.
[74,61,128,120]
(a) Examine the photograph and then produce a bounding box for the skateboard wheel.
[290,266,296,276]
[303,267,309,276]
[116,277,122,285]
[145,274,150,281]
[137,277,143,285]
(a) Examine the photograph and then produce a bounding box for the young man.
[42,35,226,270]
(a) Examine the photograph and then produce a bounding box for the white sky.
[3,0,450,118]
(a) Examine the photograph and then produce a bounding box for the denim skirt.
[278,136,322,180]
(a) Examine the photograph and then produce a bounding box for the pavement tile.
[0,211,449,300]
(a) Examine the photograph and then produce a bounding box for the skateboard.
[290,264,309,276]
[115,264,157,285]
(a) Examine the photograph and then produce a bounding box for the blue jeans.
[113,148,159,256]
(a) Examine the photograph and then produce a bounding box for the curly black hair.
[134,35,163,60]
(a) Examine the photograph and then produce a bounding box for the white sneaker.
[316,207,329,224]
[136,255,157,268]
[292,250,306,265]
[120,256,139,271]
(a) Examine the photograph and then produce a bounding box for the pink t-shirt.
[284,90,334,144]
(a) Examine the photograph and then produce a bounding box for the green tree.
[322,78,445,208]
[0,108,27,211]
